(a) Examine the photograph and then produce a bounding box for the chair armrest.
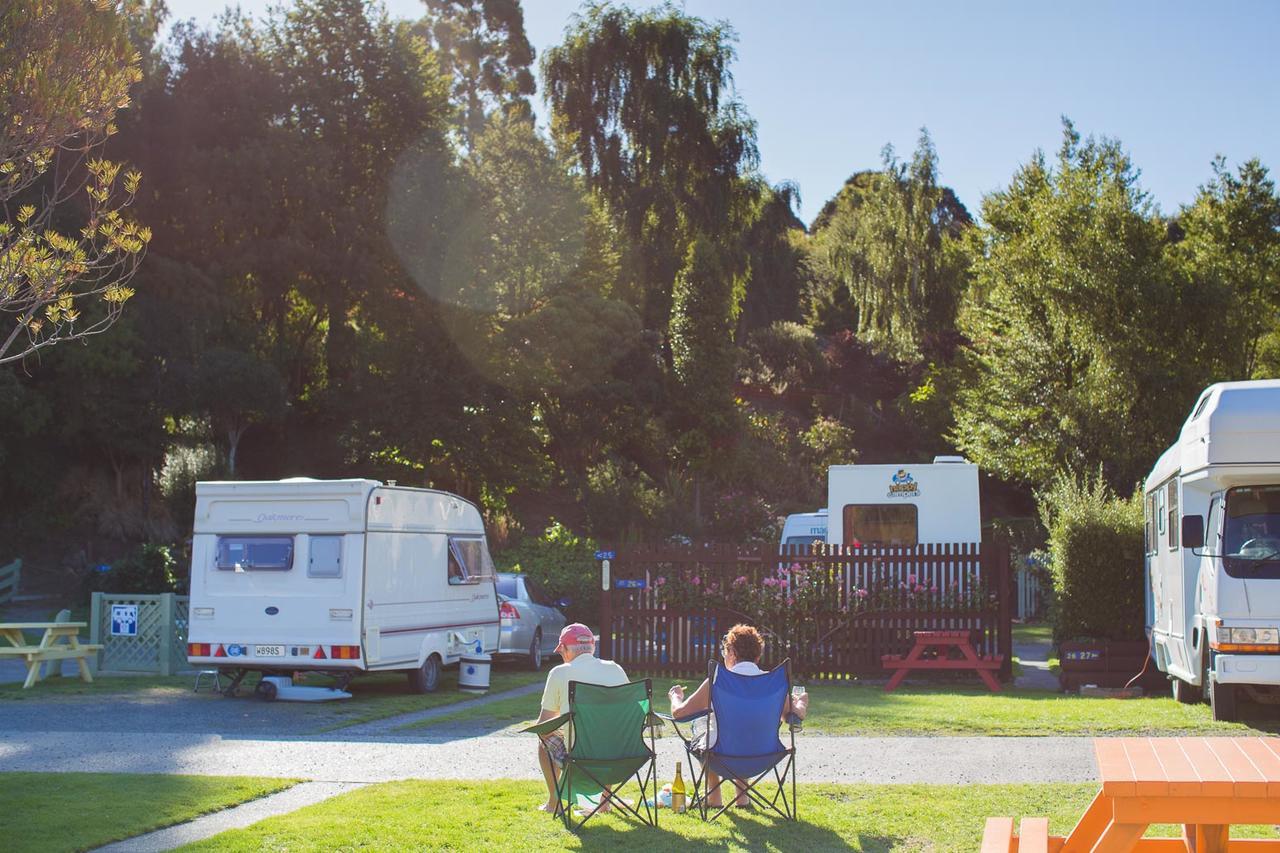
[519,713,571,736]
[657,709,710,724]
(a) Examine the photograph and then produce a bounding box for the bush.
[86,543,181,595]
[1040,473,1144,644]
[493,522,599,623]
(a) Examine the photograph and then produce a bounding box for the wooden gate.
[599,543,1012,681]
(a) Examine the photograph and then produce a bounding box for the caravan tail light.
[187,643,212,657]
[499,601,519,620]
[330,645,360,660]
[314,646,327,659]
[213,644,227,658]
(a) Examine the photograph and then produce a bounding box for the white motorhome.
[1147,380,1280,721]
[826,457,981,547]
[780,509,828,548]
[186,478,499,695]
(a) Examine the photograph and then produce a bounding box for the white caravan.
[186,478,499,695]
[780,509,828,548]
[826,457,981,547]
[1147,380,1280,721]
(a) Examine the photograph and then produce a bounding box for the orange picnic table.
[881,629,1002,692]
[985,737,1280,852]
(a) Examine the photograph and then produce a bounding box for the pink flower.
[733,575,747,587]
[691,576,701,586]
[855,588,869,599]
[907,574,917,585]
[930,585,938,593]
[656,576,666,586]
[914,584,926,594]
[790,562,802,572]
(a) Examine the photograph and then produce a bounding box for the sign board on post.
[594,550,616,561]
[110,604,138,637]
[615,579,646,589]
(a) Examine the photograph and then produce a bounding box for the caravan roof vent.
[932,455,966,464]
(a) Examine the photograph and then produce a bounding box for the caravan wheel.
[1210,679,1239,722]
[408,654,442,694]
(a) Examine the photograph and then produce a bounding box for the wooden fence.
[599,543,1011,681]
[89,592,190,675]
[0,559,19,606]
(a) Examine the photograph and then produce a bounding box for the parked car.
[496,572,568,670]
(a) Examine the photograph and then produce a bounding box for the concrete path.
[90,781,366,853]
[0,729,1100,785]
[334,682,543,737]
[1014,638,1060,691]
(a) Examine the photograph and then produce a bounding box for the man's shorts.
[543,733,568,767]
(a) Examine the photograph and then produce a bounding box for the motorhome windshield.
[1223,486,1280,578]
[216,536,294,571]
[784,535,824,546]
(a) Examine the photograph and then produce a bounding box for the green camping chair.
[521,678,660,830]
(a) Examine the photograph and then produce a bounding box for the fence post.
[89,592,102,674]
[997,544,1013,680]
[159,593,174,676]
[599,557,613,660]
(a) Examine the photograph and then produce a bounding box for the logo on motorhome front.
[887,470,920,498]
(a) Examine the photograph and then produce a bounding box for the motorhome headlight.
[1214,625,1280,648]
[329,608,353,620]
[193,607,215,618]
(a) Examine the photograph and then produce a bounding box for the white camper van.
[780,509,828,548]
[1147,380,1280,721]
[186,478,500,695]
[826,457,980,547]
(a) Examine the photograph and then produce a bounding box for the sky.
[163,0,1280,225]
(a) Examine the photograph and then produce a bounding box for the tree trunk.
[228,426,247,479]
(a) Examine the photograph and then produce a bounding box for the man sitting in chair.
[534,623,629,813]
[667,623,809,808]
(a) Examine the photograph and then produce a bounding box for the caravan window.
[1167,482,1179,550]
[843,504,918,547]
[216,536,294,572]
[448,537,494,585]
[308,536,343,578]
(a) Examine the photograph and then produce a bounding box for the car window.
[496,576,518,598]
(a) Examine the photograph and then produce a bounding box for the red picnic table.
[984,737,1280,851]
[881,629,1003,692]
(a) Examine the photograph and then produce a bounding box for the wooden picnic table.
[881,629,1002,692]
[0,622,101,689]
[1057,737,1280,852]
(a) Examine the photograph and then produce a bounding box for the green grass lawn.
[0,772,295,853]
[411,674,1277,737]
[178,780,1280,852]
[1012,623,1053,645]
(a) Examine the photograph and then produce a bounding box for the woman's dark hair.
[723,623,763,663]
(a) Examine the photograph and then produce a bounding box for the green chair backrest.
[568,679,651,761]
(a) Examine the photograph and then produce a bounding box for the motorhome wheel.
[529,630,542,671]
[1210,678,1238,722]
[408,654,442,693]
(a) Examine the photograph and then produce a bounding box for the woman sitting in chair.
[667,623,808,808]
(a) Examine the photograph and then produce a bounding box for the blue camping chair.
[658,658,799,822]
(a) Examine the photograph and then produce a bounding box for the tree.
[191,348,287,478]
[420,0,536,149]
[0,0,151,365]
[951,121,1211,491]
[1172,157,1280,379]
[806,131,970,361]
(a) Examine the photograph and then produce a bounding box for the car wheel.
[1210,678,1238,722]
[408,654,442,694]
[529,630,543,671]
[1171,676,1201,704]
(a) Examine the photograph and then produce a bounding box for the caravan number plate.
[254,645,285,658]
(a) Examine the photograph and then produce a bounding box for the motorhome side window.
[216,536,294,571]
[448,537,490,585]
[1143,494,1154,555]
[308,535,342,578]
[1166,482,1179,550]
[843,504,918,547]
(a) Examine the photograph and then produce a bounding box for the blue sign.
[595,550,616,561]
[110,604,138,637]
[615,579,646,589]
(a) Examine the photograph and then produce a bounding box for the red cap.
[557,623,595,649]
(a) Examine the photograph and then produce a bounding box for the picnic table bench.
[881,629,1003,692]
[983,736,1280,852]
[0,622,101,689]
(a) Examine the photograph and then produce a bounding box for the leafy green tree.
[952,121,1211,491]
[191,347,287,478]
[1172,157,1280,379]
[420,0,536,148]
[0,0,151,365]
[806,131,970,361]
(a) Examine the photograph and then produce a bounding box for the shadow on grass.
[571,809,869,851]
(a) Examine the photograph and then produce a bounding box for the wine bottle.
[672,760,686,813]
